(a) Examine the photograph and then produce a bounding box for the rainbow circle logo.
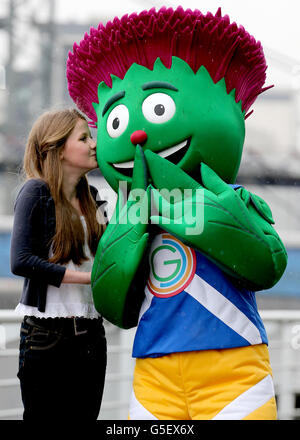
[147,233,196,298]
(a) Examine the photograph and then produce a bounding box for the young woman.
[10,108,107,420]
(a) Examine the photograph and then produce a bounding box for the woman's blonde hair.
[23,108,104,265]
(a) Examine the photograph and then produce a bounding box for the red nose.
[130,130,148,146]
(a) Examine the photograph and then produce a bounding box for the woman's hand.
[62,269,91,285]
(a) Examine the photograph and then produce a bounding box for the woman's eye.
[142,93,176,124]
[106,104,129,138]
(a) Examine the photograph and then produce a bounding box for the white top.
[15,216,100,319]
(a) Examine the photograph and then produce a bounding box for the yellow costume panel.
[129,344,277,420]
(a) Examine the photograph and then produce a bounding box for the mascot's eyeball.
[107,104,129,138]
[142,93,176,124]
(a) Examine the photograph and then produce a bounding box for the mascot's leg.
[128,354,190,420]
[186,345,277,420]
[128,345,277,420]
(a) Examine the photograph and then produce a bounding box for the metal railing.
[0,309,300,420]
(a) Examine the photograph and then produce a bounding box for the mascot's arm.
[235,188,288,289]
[147,151,287,291]
[91,146,150,329]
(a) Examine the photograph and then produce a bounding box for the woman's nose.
[90,139,97,149]
[130,130,148,146]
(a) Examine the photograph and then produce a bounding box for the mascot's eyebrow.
[142,81,178,92]
[102,91,125,116]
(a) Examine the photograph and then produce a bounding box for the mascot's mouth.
[111,137,191,177]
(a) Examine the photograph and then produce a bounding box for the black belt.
[24,315,101,336]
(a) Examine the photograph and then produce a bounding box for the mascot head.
[67,7,270,192]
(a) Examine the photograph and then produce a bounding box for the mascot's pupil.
[154,104,165,116]
[113,118,120,129]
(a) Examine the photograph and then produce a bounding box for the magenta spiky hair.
[67,6,270,125]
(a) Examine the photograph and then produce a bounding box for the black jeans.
[17,316,107,420]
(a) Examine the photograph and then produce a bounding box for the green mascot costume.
[67,7,287,420]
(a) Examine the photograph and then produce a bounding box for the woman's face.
[61,118,97,175]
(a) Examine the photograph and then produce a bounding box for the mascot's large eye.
[106,104,129,138]
[142,93,176,124]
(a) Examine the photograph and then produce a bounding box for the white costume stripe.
[185,274,262,345]
[129,390,158,420]
[212,374,275,420]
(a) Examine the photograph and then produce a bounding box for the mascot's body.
[67,7,287,420]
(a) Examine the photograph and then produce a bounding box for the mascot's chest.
[146,232,197,298]
[134,233,267,359]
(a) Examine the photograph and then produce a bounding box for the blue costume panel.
[133,232,268,358]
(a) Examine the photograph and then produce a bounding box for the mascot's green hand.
[147,152,287,291]
[91,145,150,328]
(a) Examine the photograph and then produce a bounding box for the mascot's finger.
[201,163,230,196]
[143,184,152,215]
[249,193,275,224]
[145,149,199,191]
[150,215,172,227]
[150,216,184,238]
[150,186,184,219]
[131,145,148,191]
[150,186,171,217]
[236,187,251,206]
[114,185,126,221]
